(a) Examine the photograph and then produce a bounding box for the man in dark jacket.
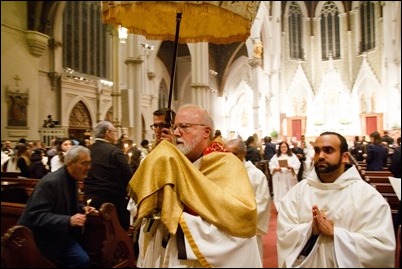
[291,139,306,181]
[245,135,262,165]
[84,121,133,230]
[18,145,93,268]
[389,137,401,178]
[263,136,276,161]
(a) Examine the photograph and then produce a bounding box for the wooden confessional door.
[360,113,383,136]
[292,120,302,140]
[366,117,377,135]
[286,117,306,140]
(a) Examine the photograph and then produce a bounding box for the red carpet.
[263,203,278,268]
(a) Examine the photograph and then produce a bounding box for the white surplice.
[244,160,271,262]
[269,153,301,211]
[137,212,262,268]
[277,165,396,268]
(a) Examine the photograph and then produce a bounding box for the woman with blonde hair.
[4,143,31,177]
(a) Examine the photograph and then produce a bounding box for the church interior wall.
[61,81,96,128]
[1,1,401,145]
[1,6,48,142]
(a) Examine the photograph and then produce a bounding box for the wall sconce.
[209,69,218,76]
[140,43,154,50]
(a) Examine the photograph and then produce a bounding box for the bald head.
[173,104,215,162]
[226,138,247,161]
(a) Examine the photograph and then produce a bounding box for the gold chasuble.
[128,140,257,238]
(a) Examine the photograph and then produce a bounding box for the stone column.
[189,43,209,109]
[124,35,143,144]
[110,30,122,132]
[249,39,263,134]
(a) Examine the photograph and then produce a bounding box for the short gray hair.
[94,121,113,138]
[226,138,247,156]
[178,104,215,140]
[65,145,90,164]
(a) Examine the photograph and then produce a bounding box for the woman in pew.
[50,137,72,172]
[366,131,388,171]
[29,148,49,179]
[3,143,31,177]
[18,145,96,268]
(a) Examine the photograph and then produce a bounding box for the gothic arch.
[105,107,113,123]
[68,101,92,143]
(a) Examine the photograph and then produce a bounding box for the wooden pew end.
[1,225,56,268]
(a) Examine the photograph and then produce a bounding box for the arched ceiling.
[27,1,64,35]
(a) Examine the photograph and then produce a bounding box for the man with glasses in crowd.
[18,145,95,268]
[129,104,261,268]
[149,107,176,148]
[127,108,177,230]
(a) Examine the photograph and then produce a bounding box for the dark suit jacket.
[84,140,133,229]
[291,147,306,162]
[389,146,401,177]
[18,167,82,261]
[246,146,262,164]
[264,143,276,160]
[366,143,388,171]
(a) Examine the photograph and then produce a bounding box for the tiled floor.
[263,203,278,268]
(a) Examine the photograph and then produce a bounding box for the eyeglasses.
[150,123,169,130]
[172,123,206,132]
[108,129,117,134]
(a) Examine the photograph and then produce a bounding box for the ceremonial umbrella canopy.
[101,1,260,123]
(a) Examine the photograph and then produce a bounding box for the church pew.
[364,175,390,184]
[1,177,39,188]
[396,225,401,268]
[255,160,273,196]
[1,225,56,268]
[82,202,136,268]
[1,203,136,268]
[370,182,395,194]
[361,170,393,177]
[369,183,399,217]
[1,177,85,203]
[0,172,22,178]
[1,177,84,190]
[1,202,25,235]
[381,193,400,212]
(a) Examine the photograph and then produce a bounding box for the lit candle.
[86,199,92,214]
[128,152,132,164]
[82,199,92,234]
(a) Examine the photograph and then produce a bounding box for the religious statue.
[253,39,263,59]
[43,114,55,128]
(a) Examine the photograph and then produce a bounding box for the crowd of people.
[1,105,401,268]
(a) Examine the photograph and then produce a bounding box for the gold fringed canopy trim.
[128,140,257,238]
[102,1,260,44]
